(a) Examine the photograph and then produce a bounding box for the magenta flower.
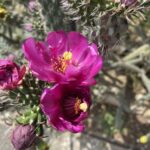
[40,83,91,133]
[22,31,102,85]
[11,125,36,150]
[121,0,137,6]
[0,59,26,90]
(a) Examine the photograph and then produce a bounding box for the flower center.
[63,51,72,61]
[52,57,67,73]
[74,97,88,114]
[52,51,73,74]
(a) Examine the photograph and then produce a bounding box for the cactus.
[61,0,150,53]
[38,0,71,32]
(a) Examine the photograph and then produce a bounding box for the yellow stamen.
[57,57,67,73]
[74,97,81,114]
[51,51,72,74]
[63,51,72,61]
[79,103,88,112]
[52,57,67,73]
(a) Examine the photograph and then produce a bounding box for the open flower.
[40,83,91,133]
[0,59,26,90]
[11,125,36,150]
[22,31,102,85]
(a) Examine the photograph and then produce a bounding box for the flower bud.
[23,23,33,32]
[11,125,36,150]
[121,0,138,7]
[28,0,38,12]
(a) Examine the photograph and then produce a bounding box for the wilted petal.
[0,59,26,90]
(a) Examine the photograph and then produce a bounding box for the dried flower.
[0,59,26,90]
[11,125,36,150]
[22,31,102,85]
[40,83,91,133]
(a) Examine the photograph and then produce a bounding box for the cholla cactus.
[61,0,150,53]
[60,0,128,52]
[9,71,48,106]
[38,0,70,31]
[98,13,128,50]
[61,0,112,22]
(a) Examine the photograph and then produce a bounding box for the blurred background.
[0,0,150,150]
